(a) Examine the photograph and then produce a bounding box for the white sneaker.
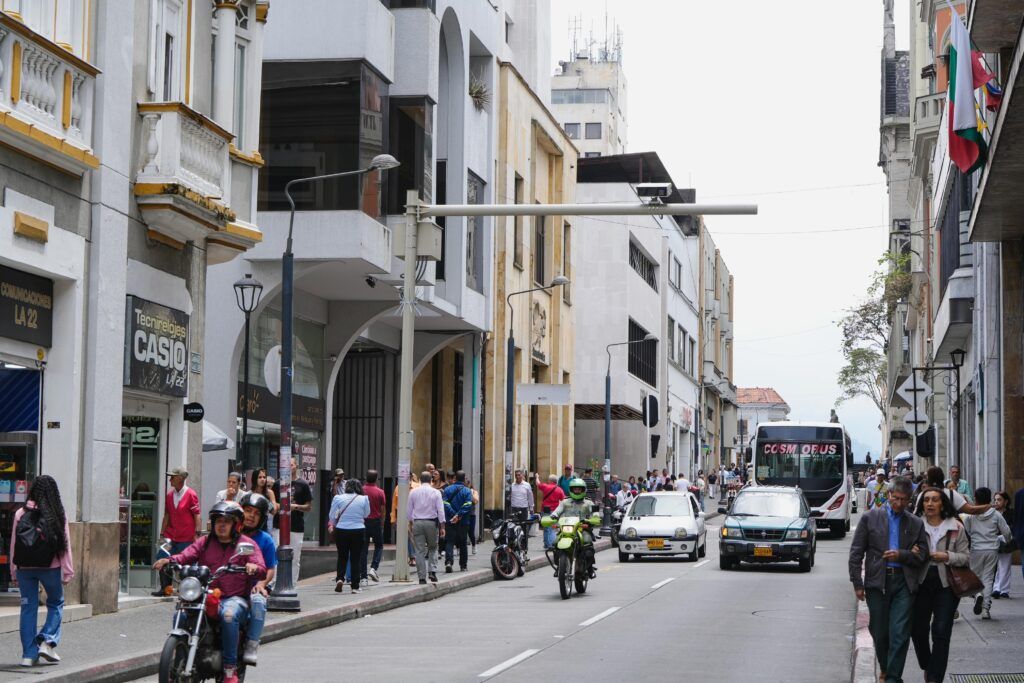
[368,567,379,582]
[38,642,60,663]
[241,639,259,666]
[351,587,361,594]
[20,658,36,667]
[982,608,991,620]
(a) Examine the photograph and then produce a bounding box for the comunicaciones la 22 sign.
[123,295,189,397]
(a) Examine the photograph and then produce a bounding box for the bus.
[749,421,853,538]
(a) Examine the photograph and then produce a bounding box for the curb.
[850,597,876,683]
[28,539,612,683]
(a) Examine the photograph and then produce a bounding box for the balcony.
[933,268,973,358]
[969,0,1023,51]
[912,93,944,180]
[0,13,98,175]
[134,102,259,258]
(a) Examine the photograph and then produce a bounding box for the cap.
[334,468,345,477]
[166,467,189,478]
[876,468,885,476]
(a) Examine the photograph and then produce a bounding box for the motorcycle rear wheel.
[557,553,573,600]
[158,636,189,683]
[491,547,519,580]
[574,558,588,594]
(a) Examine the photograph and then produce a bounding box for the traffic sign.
[903,408,930,436]
[896,371,932,407]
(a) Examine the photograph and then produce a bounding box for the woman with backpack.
[9,475,74,667]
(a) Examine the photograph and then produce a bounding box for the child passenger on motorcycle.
[547,478,599,577]
[154,501,266,683]
[238,492,277,666]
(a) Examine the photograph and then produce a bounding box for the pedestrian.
[216,471,244,503]
[442,471,474,573]
[848,476,928,683]
[910,486,969,683]
[697,474,707,510]
[609,474,622,497]
[992,490,1015,599]
[392,473,420,567]
[538,475,566,549]
[408,471,445,584]
[558,464,574,495]
[361,469,387,583]
[328,478,369,594]
[466,480,480,555]
[153,467,201,596]
[945,465,974,504]
[921,466,989,515]
[249,468,280,537]
[329,468,346,498]
[964,487,1012,620]
[509,469,534,525]
[707,469,718,499]
[10,475,74,668]
[275,457,313,585]
[866,469,890,510]
[430,468,445,490]
[582,467,600,504]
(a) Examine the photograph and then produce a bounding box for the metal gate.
[333,347,396,481]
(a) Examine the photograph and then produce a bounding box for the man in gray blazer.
[849,476,928,683]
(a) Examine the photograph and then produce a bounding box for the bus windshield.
[755,441,844,482]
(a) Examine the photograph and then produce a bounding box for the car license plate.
[754,545,773,557]
[647,538,665,550]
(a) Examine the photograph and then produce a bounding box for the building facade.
[736,388,791,449]
[549,39,627,158]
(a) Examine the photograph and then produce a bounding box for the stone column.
[1002,241,1024,496]
[212,1,237,129]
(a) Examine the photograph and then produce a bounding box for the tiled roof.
[737,387,788,406]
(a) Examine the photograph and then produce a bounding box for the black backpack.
[13,508,61,567]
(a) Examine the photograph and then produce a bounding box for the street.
[135,517,857,683]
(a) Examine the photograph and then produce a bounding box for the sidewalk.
[0,529,593,682]
[852,562,1024,682]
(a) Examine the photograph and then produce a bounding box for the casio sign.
[184,402,205,423]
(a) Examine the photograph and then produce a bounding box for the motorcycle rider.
[154,501,266,683]
[547,478,599,578]
[238,492,277,666]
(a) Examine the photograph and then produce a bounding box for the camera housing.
[635,183,672,200]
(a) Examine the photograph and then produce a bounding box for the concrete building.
[481,59,576,515]
[0,0,266,610]
[736,388,791,448]
[549,33,627,158]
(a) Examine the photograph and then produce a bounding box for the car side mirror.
[717,507,728,515]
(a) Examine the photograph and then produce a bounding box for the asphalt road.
[136,516,859,683]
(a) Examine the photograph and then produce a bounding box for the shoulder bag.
[943,529,983,598]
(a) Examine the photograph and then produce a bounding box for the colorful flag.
[948,14,987,173]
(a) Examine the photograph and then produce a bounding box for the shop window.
[258,61,388,215]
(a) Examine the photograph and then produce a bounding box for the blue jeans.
[543,525,556,549]
[866,573,914,682]
[247,593,266,642]
[17,568,64,660]
[219,596,250,668]
[361,518,384,578]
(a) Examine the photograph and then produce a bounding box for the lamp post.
[233,273,263,472]
[602,333,658,535]
[504,276,569,517]
[949,348,965,469]
[272,154,400,610]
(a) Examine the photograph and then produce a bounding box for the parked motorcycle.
[157,540,256,683]
[490,517,529,579]
[541,513,601,600]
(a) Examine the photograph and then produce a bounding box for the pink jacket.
[9,501,75,583]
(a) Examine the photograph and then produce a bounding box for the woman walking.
[328,479,369,594]
[249,468,280,536]
[993,490,1015,599]
[10,475,74,668]
[911,486,970,683]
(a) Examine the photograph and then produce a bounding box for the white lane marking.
[651,577,675,589]
[693,559,709,568]
[579,606,620,627]
[479,649,540,678]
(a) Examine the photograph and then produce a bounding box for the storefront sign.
[236,382,326,432]
[124,296,189,397]
[0,265,53,347]
[183,402,205,423]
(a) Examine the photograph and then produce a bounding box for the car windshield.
[629,495,693,517]
[731,492,802,518]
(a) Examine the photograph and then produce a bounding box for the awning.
[202,420,235,452]
[894,451,913,462]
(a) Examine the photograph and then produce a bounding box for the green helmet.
[568,477,587,501]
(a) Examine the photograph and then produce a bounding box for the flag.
[972,50,1003,112]
[948,14,987,173]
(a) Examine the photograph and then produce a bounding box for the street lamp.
[602,332,658,534]
[504,275,570,517]
[272,153,400,611]
[949,348,965,468]
[233,273,263,472]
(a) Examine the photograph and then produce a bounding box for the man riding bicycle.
[154,501,266,683]
[546,477,599,577]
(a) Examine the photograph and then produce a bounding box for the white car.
[617,492,707,562]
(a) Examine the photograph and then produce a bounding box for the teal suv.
[718,486,817,572]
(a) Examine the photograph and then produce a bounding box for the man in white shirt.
[615,486,635,509]
[509,470,534,524]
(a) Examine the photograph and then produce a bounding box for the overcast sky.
[550,1,907,459]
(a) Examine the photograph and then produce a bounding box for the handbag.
[943,530,983,598]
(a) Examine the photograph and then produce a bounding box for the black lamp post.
[949,348,965,468]
[233,273,263,472]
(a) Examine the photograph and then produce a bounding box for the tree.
[835,260,891,417]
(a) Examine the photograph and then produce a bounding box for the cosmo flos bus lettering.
[750,421,854,538]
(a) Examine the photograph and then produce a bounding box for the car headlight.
[721,527,742,538]
[623,527,638,539]
[785,529,809,540]
[178,576,204,602]
[674,527,690,540]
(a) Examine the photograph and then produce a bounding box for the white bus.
[749,421,853,538]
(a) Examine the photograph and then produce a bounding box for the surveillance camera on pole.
[635,183,672,205]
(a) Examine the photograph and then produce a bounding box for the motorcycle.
[541,513,601,600]
[490,517,529,580]
[157,540,256,683]
[610,501,633,547]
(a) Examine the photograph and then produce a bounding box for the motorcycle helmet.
[238,491,270,530]
[568,477,587,501]
[208,500,245,540]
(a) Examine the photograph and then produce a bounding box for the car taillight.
[827,495,846,511]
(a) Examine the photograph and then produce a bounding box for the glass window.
[628,495,693,517]
[562,222,572,304]
[732,491,801,517]
[629,241,658,291]
[667,317,676,361]
[233,42,246,145]
[627,318,657,387]
[585,122,602,139]
[387,98,434,215]
[466,170,485,292]
[564,123,580,139]
[689,338,696,375]
[513,175,524,269]
[533,211,546,285]
[258,61,388,215]
[584,152,601,158]
[678,326,687,369]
